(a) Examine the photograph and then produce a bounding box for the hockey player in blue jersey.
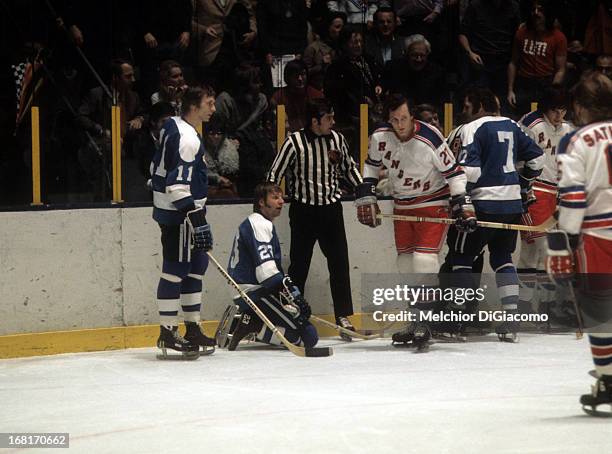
[216,183,318,351]
[150,85,217,359]
[451,88,545,342]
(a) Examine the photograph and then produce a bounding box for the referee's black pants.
[288,200,354,318]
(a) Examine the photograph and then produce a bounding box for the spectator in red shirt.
[507,0,567,116]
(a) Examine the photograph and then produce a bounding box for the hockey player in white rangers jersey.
[545,72,612,416]
[355,94,474,349]
[517,88,573,313]
[357,94,473,275]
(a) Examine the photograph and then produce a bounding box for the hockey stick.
[310,315,382,340]
[565,278,584,339]
[206,252,333,358]
[377,213,556,232]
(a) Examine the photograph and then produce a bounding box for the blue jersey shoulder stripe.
[557,130,579,155]
[521,110,543,128]
[414,121,443,149]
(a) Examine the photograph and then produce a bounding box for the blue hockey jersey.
[459,116,544,214]
[228,213,284,292]
[151,116,209,225]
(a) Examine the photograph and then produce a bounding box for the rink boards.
[0,201,403,358]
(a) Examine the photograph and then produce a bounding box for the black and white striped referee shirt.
[267,128,363,205]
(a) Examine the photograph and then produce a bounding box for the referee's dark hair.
[306,98,334,123]
[383,93,409,121]
[182,85,215,113]
[253,182,282,213]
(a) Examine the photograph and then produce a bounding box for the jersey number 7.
[497,131,516,174]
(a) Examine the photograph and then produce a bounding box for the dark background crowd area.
[0,0,610,207]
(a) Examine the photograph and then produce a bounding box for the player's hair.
[159,60,182,84]
[253,182,283,213]
[538,86,568,112]
[182,85,215,113]
[469,88,498,115]
[284,59,308,83]
[383,93,409,121]
[570,70,612,122]
[306,98,334,123]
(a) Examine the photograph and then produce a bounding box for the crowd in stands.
[0,0,610,205]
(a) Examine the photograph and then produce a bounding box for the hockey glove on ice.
[186,208,213,251]
[450,194,477,233]
[355,182,381,228]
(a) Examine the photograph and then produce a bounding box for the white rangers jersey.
[519,110,574,193]
[557,121,612,240]
[446,124,465,158]
[363,121,467,209]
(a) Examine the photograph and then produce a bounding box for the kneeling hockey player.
[216,183,318,350]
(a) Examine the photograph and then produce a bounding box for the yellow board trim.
[111,106,123,203]
[0,314,371,359]
[359,104,368,171]
[444,103,453,137]
[31,107,42,206]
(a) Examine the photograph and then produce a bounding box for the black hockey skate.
[156,326,199,360]
[580,375,612,417]
[184,321,215,356]
[496,311,520,343]
[336,316,355,342]
[228,312,263,351]
[392,322,431,352]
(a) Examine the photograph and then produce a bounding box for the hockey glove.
[186,208,213,251]
[521,184,537,212]
[281,276,312,324]
[450,194,477,233]
[355,182,381,228]
[545,230,578,284]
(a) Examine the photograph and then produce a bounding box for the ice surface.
[0,334,609,454]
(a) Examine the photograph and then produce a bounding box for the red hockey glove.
[355,183,381,228]
[545,230,578,284]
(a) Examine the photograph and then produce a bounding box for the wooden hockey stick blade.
[310,315,381,340]
[207,252,333,358]
[377,213,556,232]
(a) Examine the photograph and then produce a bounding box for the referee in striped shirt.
[267,98,363,337]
